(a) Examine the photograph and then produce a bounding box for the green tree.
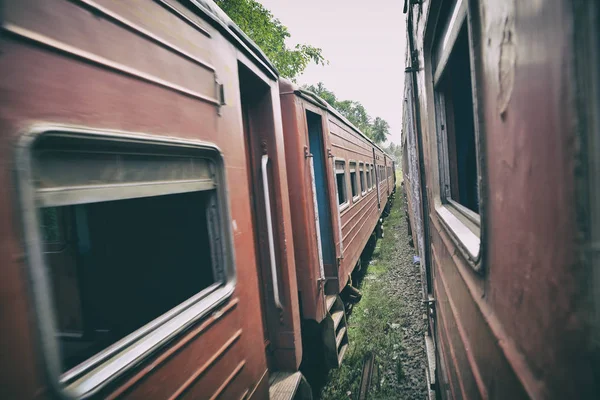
[303,82,337,107]
[335,100,373,137]
[385,142,402,161]
[372,117,390,144]
[216,0,326,79]
[303,82,390,144]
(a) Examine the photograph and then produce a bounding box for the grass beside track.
[321,175,408,399]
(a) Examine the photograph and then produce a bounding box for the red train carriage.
[402,0,599,398]
[279,80,393,368]
[0,0,307,398]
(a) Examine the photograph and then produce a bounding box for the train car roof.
[189,2,394,161]
[280,78,392,159]
[187,0,279,79]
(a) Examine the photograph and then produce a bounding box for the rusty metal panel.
[4,0,219,106]
[403,0,599,398]
[403,71,427,300]
[0,1,284,398]
[279,81,326,322]
[328,114,386,290]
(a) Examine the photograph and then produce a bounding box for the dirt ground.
[319,179,428,399]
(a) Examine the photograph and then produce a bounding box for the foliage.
[215,0,326,79]
[372,117,391,145]
[385,141,403,162]
[307,82,338,107]
[303,82,390,144]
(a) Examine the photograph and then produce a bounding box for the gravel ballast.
[319,182,428,399]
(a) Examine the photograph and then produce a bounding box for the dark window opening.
[359,165,366,193]
[335,161,347,206]
[42,191,216,372]
[438,26,479,213]
[350,163,358,198]
[371,165,375,187]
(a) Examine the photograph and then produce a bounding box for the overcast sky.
[258,0,407,145]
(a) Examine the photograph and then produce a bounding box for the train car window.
[433,0,481,222]
[349,161,359,200]
[19,129,234,394]
[366,165,372,190]
[359,163,366,195]
[371,165,375,188]
[335,160,349,208]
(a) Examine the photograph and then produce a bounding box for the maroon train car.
[279,80,394,367]
[402,0,599,398]
[0,0,309,399]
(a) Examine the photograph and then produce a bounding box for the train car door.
[239,64,284,371]
[384,156,390,198]
[373,149,381,210]
[306,111,336,283]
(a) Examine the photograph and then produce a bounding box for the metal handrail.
[261,155,283,310]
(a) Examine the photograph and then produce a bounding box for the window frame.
[371,164,375,188]
[15,126,237,398]
[349,160,359,202]
[359,162,367,195]
[431,0,484,265]
[334,158,349,211]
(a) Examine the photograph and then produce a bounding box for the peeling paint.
[498,14,516,119]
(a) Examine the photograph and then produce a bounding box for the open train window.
[432,0,481,257]
[17,128,234,397]
[366,165,372,191]
[349,161,359,201]
[371,165,375,188]
[359,162,366,195]
[335,159,349,209]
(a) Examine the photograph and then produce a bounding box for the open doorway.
[306,111,335,277]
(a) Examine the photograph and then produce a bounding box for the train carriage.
[0,0,400,398]
[402,0,599,398]
[0,0,307,398]
[278,79,393,368]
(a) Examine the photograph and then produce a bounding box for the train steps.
[269,371,313,400]
[323,295,349,368]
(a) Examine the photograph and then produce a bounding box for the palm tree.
[372,117,390,144]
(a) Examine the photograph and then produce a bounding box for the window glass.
[366,166,371,189]
[335,160,348,206]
